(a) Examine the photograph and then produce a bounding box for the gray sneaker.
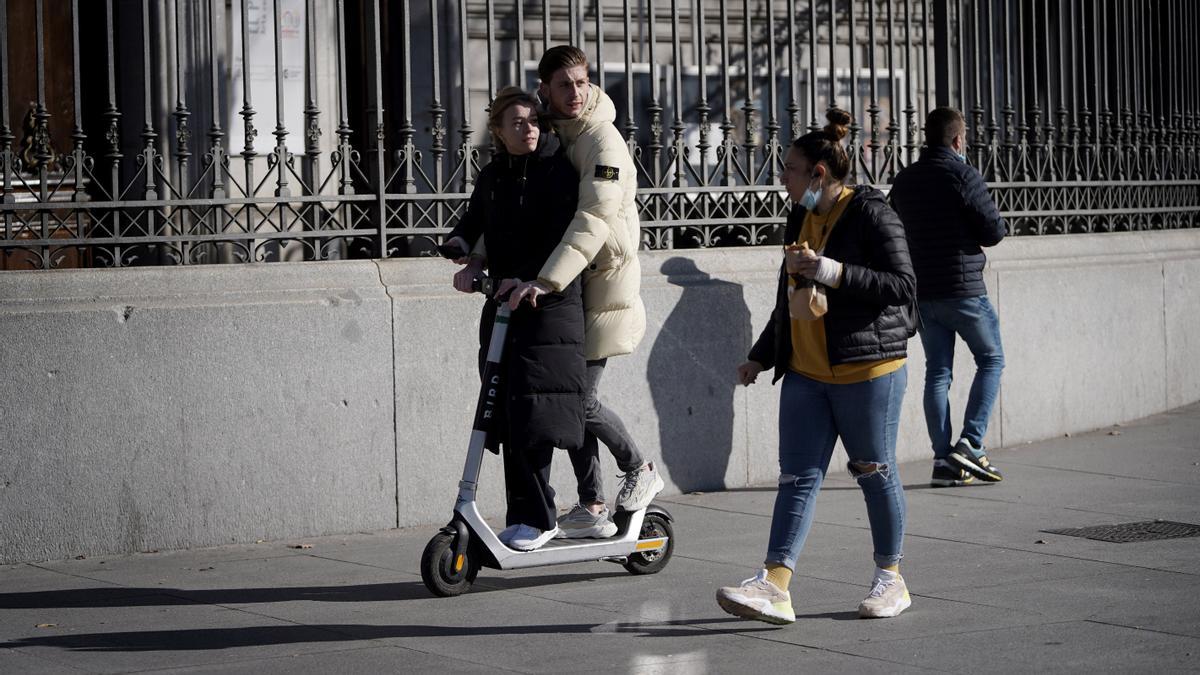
[615,461,665,512]
[948,438,1003,482]
[555,503,618,539]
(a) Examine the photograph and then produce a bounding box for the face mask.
[956,152,967,163]
[799,173,821,210]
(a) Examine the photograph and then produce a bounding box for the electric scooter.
[420,275,674,597]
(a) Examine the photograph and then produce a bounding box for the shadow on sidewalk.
[794,610,860,621]
[0,617,778,652]
[0,571,635,609]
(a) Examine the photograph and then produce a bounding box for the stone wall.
[2,230,1197,563]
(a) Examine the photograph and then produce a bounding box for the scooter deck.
[448,295,669,573]
[459,501,666,570]
[529,512,639,550]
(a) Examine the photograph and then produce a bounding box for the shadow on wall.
[648,257,752,493]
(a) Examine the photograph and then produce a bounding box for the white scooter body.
[452,300,669,570]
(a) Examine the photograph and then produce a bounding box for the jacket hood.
[549,84,618,144]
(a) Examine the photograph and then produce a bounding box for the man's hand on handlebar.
[497,279,552,310]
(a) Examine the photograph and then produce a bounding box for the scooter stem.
[458,303,512,501]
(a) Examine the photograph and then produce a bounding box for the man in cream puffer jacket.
[527,70,645,359]
[534,46,661,539]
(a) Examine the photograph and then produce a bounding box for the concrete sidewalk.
[2,404,1199,674]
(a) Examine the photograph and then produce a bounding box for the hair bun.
[823,108,852,141]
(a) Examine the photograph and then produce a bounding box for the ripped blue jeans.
[766,367,907,570]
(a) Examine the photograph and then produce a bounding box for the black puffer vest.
[469,134,587,452]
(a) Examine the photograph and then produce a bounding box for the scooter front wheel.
[420,531,480,597]
[623,512,674,575]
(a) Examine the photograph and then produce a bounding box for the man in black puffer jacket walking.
[890,107,1007,488]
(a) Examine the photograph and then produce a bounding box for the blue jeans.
[766,367,907,570]
[918,295,1005,459]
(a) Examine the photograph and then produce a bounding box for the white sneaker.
[497,524,521,545]
[507,524,559,551]
[858,568,911,618]
[556,503,619,538]
[615,462,665,512]
[715,569,796,625]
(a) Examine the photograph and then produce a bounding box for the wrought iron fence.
[0,0,1197,270]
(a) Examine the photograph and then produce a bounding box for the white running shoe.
[556,503,619,538]
[497,524,521,545]
[715,569,796,625]
[506,524,559,551]
[615,461,665,512]
[858,568,912,618]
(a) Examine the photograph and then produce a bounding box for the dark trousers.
[566,358,644,504]
[503,442,557,531]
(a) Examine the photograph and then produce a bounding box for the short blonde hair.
[488,86,540,148]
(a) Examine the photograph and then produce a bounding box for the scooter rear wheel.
[420,531,480,596]
[623,512,674,575]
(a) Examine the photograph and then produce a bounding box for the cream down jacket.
[536,84,646,360]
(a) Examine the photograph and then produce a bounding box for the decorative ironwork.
[0,0,1197,270]
[19,104,58,173]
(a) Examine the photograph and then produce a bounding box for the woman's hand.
[785,244,819,276]
[498,279,552,310]
[445,236,471,264]
[786,244,842,286]
[452,258,485,293]
[737,360,765,387]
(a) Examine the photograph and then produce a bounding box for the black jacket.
[464,134,587,452]
[749,186,917,383]
[888,145,1008,300]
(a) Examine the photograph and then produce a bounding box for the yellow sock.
[881,564,900,573]
[765,564,792,590]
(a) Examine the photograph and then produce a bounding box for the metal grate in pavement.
[1042,520,1200,543]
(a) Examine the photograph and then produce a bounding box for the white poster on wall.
[229,0,307,159]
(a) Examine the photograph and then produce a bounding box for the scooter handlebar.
[470,275,497,297]
[471,275,516,304]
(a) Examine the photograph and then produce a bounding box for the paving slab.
[947,567,1200,638]
[0,647,85,675]
[149,646,500,674]
[843,619,1200,674]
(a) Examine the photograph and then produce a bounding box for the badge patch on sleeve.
[594,165,620,181]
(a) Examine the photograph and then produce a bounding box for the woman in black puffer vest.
[450,87,585,552]
[717,109,919,625]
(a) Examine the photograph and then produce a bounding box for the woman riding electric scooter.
[450,86,586,552]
